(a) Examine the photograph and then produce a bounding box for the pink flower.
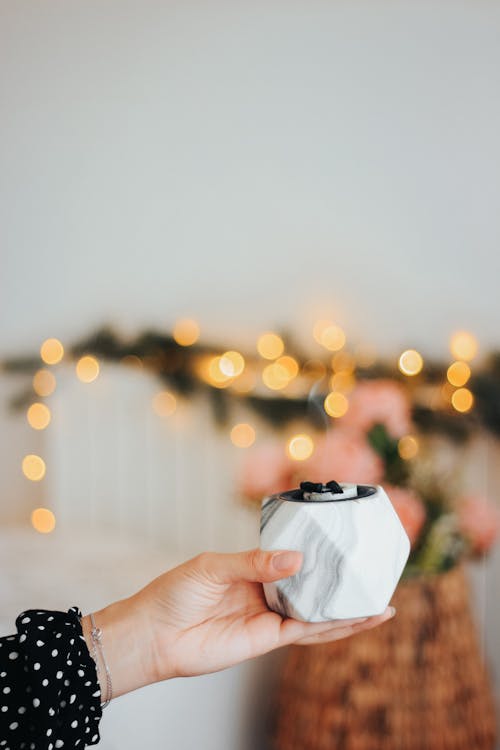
[238,441,292,501]
[385,484,426,546]
[295,428,384,486]
[339,379,412,439]
[458,494,500,554]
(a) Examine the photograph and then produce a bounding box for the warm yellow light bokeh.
[276,356,299,379]
[322,326,345,351]
[31,507,56,534]
[40,338,64,365]
[312,320,330,344]
[398,435,419,460]
[287,434,314,461]
[313,320,345,352]
[230,423,256,448]
[331,351,356,374]
[398,349,424,376]
[451,387,474,413]
[194,356,211,382]
[76,356,100,383]
[208,356,232,387]
[449,331,478,362]
[257,332,284,360]
[447,361,471,387]
[33,369,56,397]
[324,392,349,418]
[219,351,245,377]
[329,372,356,393]
[27,403,51,430]
[22,454,46,481]
[173,318,200,346]
[152,391,177,417]
[194,355,231,387]
[262,362,290,390]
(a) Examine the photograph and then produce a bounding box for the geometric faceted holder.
[260,481,410,623]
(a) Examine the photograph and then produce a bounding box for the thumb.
[195,548,303,585]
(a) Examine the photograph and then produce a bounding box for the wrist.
[81,594,161,700]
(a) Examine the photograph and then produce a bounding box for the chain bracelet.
[89,612,113,709]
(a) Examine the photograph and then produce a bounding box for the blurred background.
[1,1,500,748]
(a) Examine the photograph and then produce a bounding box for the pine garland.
[2,325,500,439]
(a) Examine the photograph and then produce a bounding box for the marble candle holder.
[260,481,410,622]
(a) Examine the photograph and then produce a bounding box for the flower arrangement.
[239,379,500,576]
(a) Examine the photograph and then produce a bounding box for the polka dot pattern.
[0,608,102,748]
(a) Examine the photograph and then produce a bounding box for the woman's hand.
[82,548,395,699]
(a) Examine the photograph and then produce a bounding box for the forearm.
[81,594,161,701]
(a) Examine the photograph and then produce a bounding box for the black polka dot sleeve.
[0,607,102,749]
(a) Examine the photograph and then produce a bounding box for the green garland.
[2,325,500,440]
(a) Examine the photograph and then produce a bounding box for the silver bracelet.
[89,612,113,709]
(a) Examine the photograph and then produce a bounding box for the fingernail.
[389,606,396,618]
[272,551,302,571]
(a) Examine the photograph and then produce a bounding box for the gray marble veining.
[260,483,410,622]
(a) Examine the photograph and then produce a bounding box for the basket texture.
[270,565,497,750]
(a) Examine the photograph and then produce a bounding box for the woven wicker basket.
[270,565,496,750]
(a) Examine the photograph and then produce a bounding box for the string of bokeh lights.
[20,319,480,535]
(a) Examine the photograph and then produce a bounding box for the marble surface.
[260,484,410,622]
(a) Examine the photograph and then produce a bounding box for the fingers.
[193,548,303,585]
[286,607,396,646]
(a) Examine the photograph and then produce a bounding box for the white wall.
[1,0,500,359]
[2,2,500,748]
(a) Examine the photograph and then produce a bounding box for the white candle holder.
[260,481,410,622]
